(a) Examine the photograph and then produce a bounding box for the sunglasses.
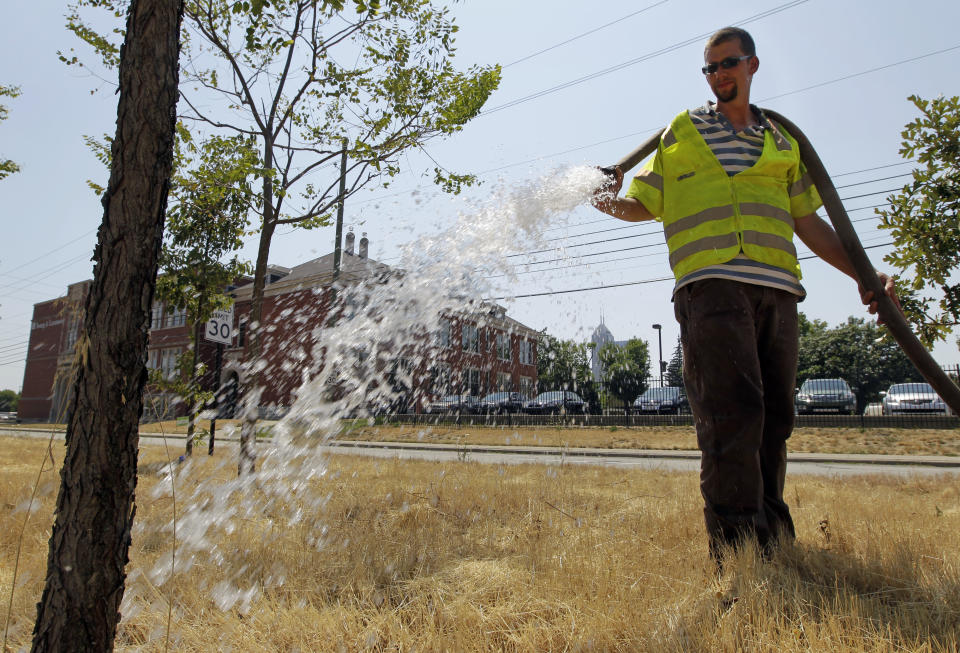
[701,54,752,75]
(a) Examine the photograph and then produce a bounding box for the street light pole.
[652,323,663,387]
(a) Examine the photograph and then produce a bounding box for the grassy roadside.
[334,422,960,457]
[1,436,957,651]
[10,419,960,456]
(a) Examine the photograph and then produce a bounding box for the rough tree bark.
[30,1,184,651]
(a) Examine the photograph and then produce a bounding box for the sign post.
[204,304,233,454]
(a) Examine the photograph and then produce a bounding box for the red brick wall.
[19,299,68,420]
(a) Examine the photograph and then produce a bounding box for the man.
[592,26,898,562]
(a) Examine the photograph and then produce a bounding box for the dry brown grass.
[2,434,959,652]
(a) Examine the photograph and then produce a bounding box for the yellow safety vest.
[656,110,804,281]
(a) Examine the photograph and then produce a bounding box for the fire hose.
[602,110,960,415]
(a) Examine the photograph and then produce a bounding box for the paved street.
[4,427,958,477]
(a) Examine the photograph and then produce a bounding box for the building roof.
[230,251,393,301]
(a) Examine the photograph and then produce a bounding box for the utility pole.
[333,140,348,282]
[652,323,663,388]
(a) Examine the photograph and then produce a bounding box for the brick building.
[19,281,90,421]
[20,234,539,421]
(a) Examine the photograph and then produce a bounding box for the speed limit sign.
[205,304,234,345]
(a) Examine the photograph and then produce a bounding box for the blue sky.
[2,0,959,391]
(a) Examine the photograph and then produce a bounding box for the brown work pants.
[674,279,798,558]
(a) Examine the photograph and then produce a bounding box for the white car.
[880,382,947,415]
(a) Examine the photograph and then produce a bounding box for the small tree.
[0,84,20,180]
[598,338,650,407]
[0,389,19,412]
[665,336,684,387]
[155,131,257,455]
[877,94,960,348]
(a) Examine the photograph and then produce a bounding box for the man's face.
[703,39,757,103]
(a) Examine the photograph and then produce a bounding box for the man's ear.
[749,56,759,75]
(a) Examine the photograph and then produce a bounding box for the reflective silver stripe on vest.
[663,205,735,241]
[662,127,677,148]
[789,172,814,197]
[668,233,739,269]
[634,168,663,192]
[742,230,797,258]
[738,202,794,228]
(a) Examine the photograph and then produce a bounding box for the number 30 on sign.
[205,305,234,345]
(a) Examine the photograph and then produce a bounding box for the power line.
[346,36,935,214]
[483,0,810,115]
[757,44,960,104]
[0,340,28,353]
[0,229,96,277]
[504,1,669,68]
[487,242,895,301]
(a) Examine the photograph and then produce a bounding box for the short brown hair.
[704,27,756,57]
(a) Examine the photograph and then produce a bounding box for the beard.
[714,83,738,103]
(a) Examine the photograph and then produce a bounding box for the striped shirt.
[673,102,806,298]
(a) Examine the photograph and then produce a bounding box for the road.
[321,440,960,477]
[3,427,957,477]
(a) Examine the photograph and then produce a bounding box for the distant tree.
[797,313,920,410]
[0,389,19,411]
[665,336,683,387]
[877,95,960,348]
[0,84,20,180]
[154,132,257,456]
[598,338,650,407]
[537,331,593,392]
[30,0,184,650]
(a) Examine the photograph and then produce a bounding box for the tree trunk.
[185,293,205,458]
[30,1,184,651]
[238,135,276,476]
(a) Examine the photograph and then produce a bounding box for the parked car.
[631,386,688,415]
[795,378,857,415]
[423,394,479,414]
[522,391,586,415]
[863,402,884,416]
[0,412,19,424]
[880,382,948,415]
[478,392,528,414]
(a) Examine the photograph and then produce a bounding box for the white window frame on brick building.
[465,367,482,396]
[430,363,452,395]
[164,306,187,328]
[519,339,533,365]
[436,318,452,349]
[496,333,512,361]
[462,324,479,354]
[150,302,164,329]
[160,347,183,379]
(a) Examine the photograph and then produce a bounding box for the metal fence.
[378,411,959,430]
[373,364,960,430]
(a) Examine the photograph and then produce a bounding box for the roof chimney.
[345,228,355,256]
[359,232,369,259]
